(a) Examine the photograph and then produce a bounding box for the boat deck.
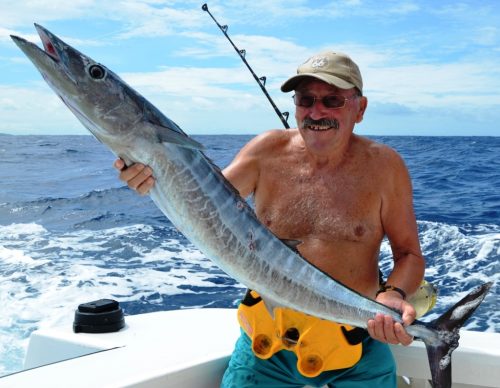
[1,308,499,387]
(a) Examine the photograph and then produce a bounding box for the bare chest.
[255,166,383,243]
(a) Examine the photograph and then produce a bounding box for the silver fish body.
[11,25,491,388]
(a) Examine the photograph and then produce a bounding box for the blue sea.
[0,134,499,376]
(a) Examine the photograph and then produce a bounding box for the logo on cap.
[310,56,328,69]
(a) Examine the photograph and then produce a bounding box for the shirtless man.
[115,51,425,387]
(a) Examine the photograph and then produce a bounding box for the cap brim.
[281,73,355,93]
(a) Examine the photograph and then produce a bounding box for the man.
[115,51,425,387]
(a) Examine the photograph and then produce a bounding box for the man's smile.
[302,117,340,132]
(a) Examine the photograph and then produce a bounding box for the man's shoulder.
[352,135,409,181]
[354,135,403,161]
[245,129,296,155]
[255,128,296,143]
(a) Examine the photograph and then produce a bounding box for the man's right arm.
[221,133,273,198]
[113,130,278,197]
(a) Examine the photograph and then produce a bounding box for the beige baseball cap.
[281,51,363,95]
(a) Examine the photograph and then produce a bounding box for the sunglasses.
[293,94,358,109]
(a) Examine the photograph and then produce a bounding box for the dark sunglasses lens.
[294,94,346,108]
[323,96,345,108]
[295,95,315,107]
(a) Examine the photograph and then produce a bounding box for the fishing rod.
[202,3,290,129]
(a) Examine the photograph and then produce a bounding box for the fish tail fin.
[422,282,492,388]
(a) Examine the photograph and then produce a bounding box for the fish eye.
[88,64,106,80]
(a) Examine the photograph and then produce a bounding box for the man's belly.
[296,237,381,297]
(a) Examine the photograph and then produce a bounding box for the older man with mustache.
[115,51,425,387]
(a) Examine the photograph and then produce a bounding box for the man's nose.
[307,100,330,120]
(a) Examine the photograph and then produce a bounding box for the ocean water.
[0,134,499,376]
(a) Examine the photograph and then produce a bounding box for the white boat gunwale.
[1,308,499,388]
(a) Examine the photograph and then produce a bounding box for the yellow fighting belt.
[237,290,366,378]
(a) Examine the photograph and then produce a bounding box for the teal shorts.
[221,330,396,388]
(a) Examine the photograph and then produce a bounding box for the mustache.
[301,117,340,130]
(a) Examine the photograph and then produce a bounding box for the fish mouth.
[35,24,60,62]
[9,24,60,64]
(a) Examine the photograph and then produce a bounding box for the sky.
[1,0,499,136]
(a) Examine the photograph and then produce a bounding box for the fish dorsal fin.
[281,238,302,253]
[142,103,204,150]
[150,122,204,150]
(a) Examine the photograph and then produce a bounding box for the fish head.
[11,24,144,144]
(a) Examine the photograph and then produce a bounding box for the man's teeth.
[307,125,331,131]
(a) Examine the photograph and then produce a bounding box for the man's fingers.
[113,161,154,194]
[367,314,414,346]
[395,322,414,346]
[125,165,152,188]
[118,164,146,183]
[114,159,125,171]
[401,304,417,327]
[135,177,155,196]
[368,314,386,342]
[113,159,155,195]
[383,316,399,344]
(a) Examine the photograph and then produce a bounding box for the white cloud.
[472,26,499,46]
[0,0,206,41]
[110,1,206,39]
[0,27,40,46]
[0,84,85,135]
[363,60,500,108]
[0,0,93,28]
[1,0,499,136]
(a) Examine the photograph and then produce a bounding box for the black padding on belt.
[241,289,262,307]
[341,326,369,345]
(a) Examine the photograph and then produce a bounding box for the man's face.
[294,79,366,154]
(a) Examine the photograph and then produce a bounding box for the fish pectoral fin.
[280,238,303,253]
[151,122,204,150]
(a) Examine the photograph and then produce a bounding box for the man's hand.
[367,291,415,346]
[114,159,155,195]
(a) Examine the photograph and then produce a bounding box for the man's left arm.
[367,149,425,345]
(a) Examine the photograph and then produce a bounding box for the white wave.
[0,245,46,266]
[0,222,47,239]
[380,221,499,331]
[1,220,497,376]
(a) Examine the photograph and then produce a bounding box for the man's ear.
[355,96,368,123]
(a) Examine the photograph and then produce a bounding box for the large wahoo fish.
[12,25,491,388]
